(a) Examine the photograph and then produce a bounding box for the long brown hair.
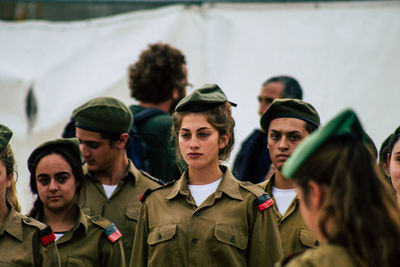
[0,145,21,212]
[293,135,400,267]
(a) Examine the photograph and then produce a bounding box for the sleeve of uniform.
[130,203,149,267]
[36,227,61,267]
[247,197,284,267]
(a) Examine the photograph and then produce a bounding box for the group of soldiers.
[1,42,400,267]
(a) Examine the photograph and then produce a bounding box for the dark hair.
[172,103,235,170]
[388,126,400,158]
[27,147,84,218]
[100,132,130,149]
[293,135,400,267]
[0,145,20,212]
[263,75,303,100]
[128,43,186,104]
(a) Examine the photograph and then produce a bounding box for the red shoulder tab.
[255,193,274,211]
[139,188,152,202]
[39,226,56,246]
[104,223,122,243]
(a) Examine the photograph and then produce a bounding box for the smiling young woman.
[130,84,283,267]
[27,138,125,267]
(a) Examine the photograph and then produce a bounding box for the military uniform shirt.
[80,160,162,264]
[131,166,283,267]
[51,205,125,267]
[0,205,60,266]
[259,174,318,257]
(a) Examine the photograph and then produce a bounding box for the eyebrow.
[180,127,210,132]
[269,129,302,134]
[37,171,70,177]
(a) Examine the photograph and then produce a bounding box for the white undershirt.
[188,178,222,207]
[272,186,297,215]
[54,232,65,241]
[103,184,118,199]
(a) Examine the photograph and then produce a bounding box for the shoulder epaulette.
[104,223,122,243]
[38,226,56,246]
[239,181,274,211]
[140,169,166,185]
[139,188,152,202]
[139,180,176,202]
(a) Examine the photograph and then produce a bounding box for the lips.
[187,152,202,158]
[276,154,290,161]
[48,196,62,200]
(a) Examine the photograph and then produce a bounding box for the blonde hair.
[0,145,21,212]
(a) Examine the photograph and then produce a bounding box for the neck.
[273,168,296,189]
[0,199,9,226]
[140,100,171,114]
[188,163,223,185]
[95,153,129,185]
[43,203,77,232]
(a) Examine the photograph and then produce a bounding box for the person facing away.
[0,124,60,266]
[276,109,400,267]
[258,98,320,257]
[71,96,164,264]
[27,137,125,267]
[130,84,283,267]
[233,76,303,183]
[387,126,400,207]
[128,42,188,182]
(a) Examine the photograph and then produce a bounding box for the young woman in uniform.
[387,126,400,207]
[131,84,283,267]
[27,137,126,267]
[277,109,400,267]
[0,124,60,266]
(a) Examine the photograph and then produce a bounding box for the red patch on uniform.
[40,233,56,246]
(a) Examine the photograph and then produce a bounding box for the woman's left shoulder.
[86,214,122,244]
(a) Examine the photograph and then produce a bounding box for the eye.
[180,133,191,139]
[289,134,301,141]
[56,175,68,183]
[38,177,50,186]
[198,132,210,138]
[270,133,280,141]
[87,143,100,149]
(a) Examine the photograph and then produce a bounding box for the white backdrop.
[1,1,399,212]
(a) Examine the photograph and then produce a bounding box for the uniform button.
[25,218,31,223]
[107,199,111,203]
[157,234,162,240]
[315,240,319,246]
[194,211,199,216]
[92,216,98,221]
[230,237,235,243]
[242,182,247,186]
[192,238,198,244]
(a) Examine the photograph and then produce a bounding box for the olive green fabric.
[27,138,83,173]
[0,204,60,266]
[53,206,125,267]
[0,124,12,151]
[275,244,356,267]
[72,97,133,134]
[259,174,318,257]
[80,160,162,264]
[260,98,320,132]
[175,83,236,112]
[282,108,367,179]
[131,166,283,267]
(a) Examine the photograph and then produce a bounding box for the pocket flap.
[214,224,248,250]
[125,204,141,220]
[148,224,177,245]
[299,228,319,248]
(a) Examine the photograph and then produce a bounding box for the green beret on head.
[282,108,369,179]
[0,124,13,151]
[27,137,83,173]
[72,97,133,134]
[175,84,237,112]
[260,98,320,132]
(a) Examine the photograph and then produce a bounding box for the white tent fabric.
[1,1,399,212]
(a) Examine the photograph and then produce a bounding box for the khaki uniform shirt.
[81,160,162,264]
[54,206,125,267]
[275,244,356,267]
[0,205,60,266]
[259,174,318,257]
[131,166,283,267]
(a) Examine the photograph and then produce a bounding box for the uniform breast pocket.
[125,203,141,221]
[67,256,96,267]
[148,224,177,246]
[299,228,319,248]
[214,224,248,250]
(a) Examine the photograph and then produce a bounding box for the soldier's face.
[267,118,309,171]
[178,113,228,171]
[0,160,12,203]
[388,139,400,194]
[258,82,283,116]
[35,153,78,213]
[76,128,118,173]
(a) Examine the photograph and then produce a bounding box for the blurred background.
[1,0,399,212]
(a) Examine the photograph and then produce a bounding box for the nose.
[48,179,58,192]
[278,136,289,150]
[80,144,90,158]
[189,136,200,149]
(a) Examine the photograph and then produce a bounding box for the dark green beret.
[260,98,320,132]
[27,138,83,173]
[72,97,133,134]
[0,124,13,151]
[175,84,237,112]
[282,108,368,179]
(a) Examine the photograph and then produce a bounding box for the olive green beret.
[260,98,320,132]
[28,138,83,173]
[282,108,368,179]
[72,97,133,134]
[175,84,237,112]
[0,124,12,151]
